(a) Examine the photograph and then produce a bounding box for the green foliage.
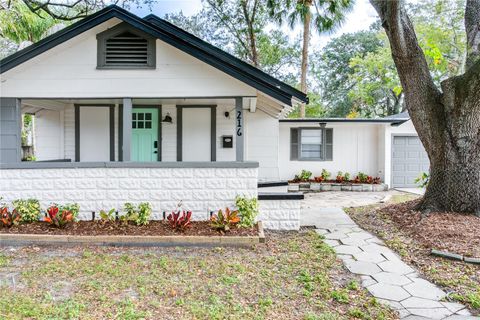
[295,169,312,181]
[45,205,74,228]
[210,208,240,231]
[343,172,351,181]
[59,203,80,221]
[99,208,116,222]
[357,172,368,183]
[414,172,430,188]
[123,202,151,226]
[12,198,41,223]
[235,196,259,228]
[321,169,331,181]
[331,289,350,303]
[0,0,57,43]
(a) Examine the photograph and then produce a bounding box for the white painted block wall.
[0,167,258,221]
[258,199,301,230]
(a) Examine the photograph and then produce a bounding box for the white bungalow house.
[0,6,426,229]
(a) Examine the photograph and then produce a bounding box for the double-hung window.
[290,128,333,161]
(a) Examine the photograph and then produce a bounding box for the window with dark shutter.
[290,127,333,161]
[97,23,156,69]
[290,128,299,160]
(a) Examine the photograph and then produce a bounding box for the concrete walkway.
[306,207,476,319]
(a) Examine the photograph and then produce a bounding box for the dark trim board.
[176,105,216,162]
[258,193,304,200]
[74,104,115,162]
[118,104,123,161]
[1,161,259,169]
[280,118,409,125]
[258,181,288,188]
[0,5,307,106]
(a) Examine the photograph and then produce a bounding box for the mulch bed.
[0,221,258,237]
[382,199,480,257]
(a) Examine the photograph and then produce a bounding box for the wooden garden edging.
[0,222,265,248]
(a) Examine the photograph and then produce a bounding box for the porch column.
[235,97,244,161]
[0,98,21,163]
[122,98,132,161]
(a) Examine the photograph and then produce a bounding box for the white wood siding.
[246,110,279,181]
[1,19,255,98]
[34,109,62,160]
[278,123,382,181]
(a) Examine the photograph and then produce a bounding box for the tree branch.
[369,0,444,157]
[465,0,480,69]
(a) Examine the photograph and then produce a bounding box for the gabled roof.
[0,5,307,106]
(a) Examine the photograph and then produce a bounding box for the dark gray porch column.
[235,97,244,161]
[122,98,132,161]
[0,98,21,163]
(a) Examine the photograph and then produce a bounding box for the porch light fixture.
[318,122,327,128]
[162,112,173,123]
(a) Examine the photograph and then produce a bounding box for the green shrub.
[343,172,351,181]
[414,172,429,188]
[12,199,40,223]
[123,202,151,226]
[235,196,259,228]
[295,170,312,181]
[99,208,116,222]
[321,169,330,180]
[357,172,368,183]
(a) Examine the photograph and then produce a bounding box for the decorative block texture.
[258,199,301,231]
[0,167,258,221]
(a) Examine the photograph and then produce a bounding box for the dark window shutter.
[325,128,333,160]
[290,128,299,160]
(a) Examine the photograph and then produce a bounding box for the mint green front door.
[131,108,159,161]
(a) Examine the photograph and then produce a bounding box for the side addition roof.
[0,5,307,107]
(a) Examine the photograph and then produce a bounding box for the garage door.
[392,136,429,187]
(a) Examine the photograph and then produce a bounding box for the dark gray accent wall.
[0,98,21,163]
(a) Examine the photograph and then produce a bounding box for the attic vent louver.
[105,31,148,66]
[97,23,156,69]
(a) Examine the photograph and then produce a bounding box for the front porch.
[13,96,279,164]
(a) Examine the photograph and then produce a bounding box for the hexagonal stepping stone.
[444,316,476,319]
[360,243,392,255]
[381,250,404,262]
[324,239,341,247]
[403,278,446,300]
[401,297,443,309]
[353,252,386,263]
[377,298,404,310]
[325,231,348,240]
[441,302,468,314]
[315,229,329,235]
[373,272,413,286]
[334,245,362,255]
[344,260,382,276]
[360,275,377,287]
[409,307,453,319]
[367,282,411,301]
[339,237,368,246]
[378,260,415,275]
[345,231,374,241]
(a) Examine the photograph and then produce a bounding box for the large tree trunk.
[299,8,311,118]
[370,0,480,214]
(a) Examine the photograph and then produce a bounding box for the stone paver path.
[309,207,477,320]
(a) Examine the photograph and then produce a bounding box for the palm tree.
[268,0,354,117]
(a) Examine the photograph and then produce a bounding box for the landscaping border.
[0,222,265,248]
[287,182,388,192]
[431,249,480,265]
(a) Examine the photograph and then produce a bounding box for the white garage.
[391,135,429,187]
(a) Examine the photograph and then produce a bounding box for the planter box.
[0,223,265,248]
[362,184,373,192]
[287,182,388,193]
[351,185,363,192]
[320,184,332,191]
[331,184,342,191]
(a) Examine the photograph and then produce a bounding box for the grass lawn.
[0,231,396,320]
[346,194,480,315]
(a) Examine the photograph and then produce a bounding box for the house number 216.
[236,111,242,136]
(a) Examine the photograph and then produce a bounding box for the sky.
[131,0,380,47]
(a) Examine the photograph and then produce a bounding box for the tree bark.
[299,7,311,118]
[370,0,480,213]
